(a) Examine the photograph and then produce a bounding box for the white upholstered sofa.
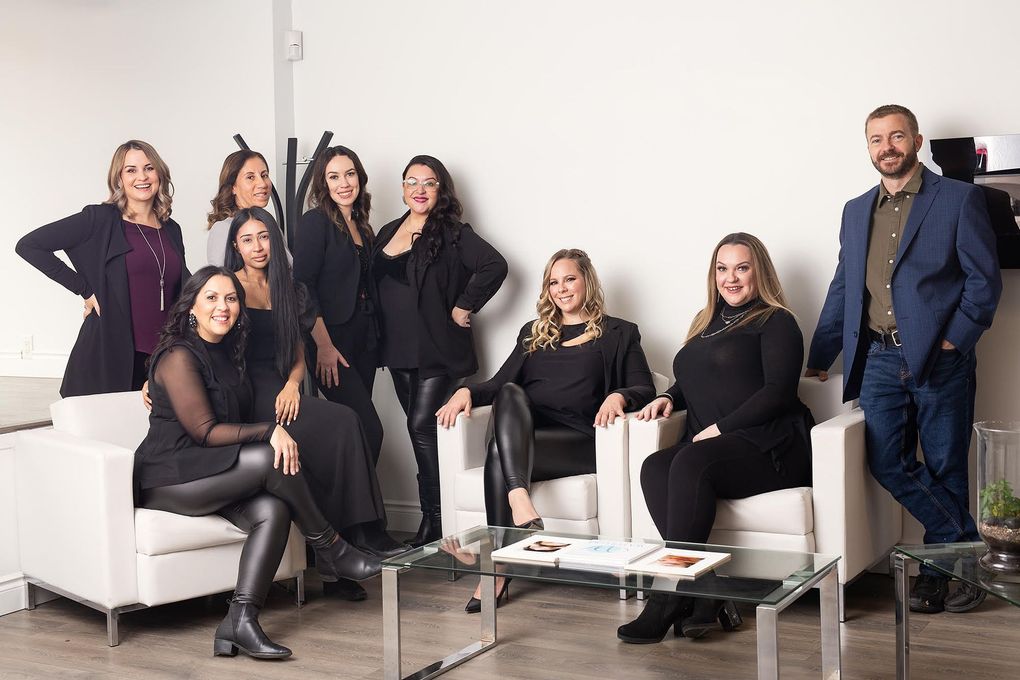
[628,375,903,620]
[14,391,306,646]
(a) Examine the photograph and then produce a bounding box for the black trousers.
[388,369,459,507]
[483,383,596,528]
[308,305,383,464]
[139,445,334,607]
[640,433,810,543]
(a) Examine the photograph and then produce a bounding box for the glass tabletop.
[894,542,1020,607]
[383,525,839,606]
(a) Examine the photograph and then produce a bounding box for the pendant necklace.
[132,222,167,310]
[700,307,751,339]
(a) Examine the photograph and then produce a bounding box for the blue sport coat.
[807,166,1001,401]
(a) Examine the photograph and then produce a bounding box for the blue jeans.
[859,340,979,567]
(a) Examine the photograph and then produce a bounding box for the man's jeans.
[859,340,980,570]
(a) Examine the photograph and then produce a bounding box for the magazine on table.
[627,547,731,579]
[490,534,592,565]
[492,535,658,569]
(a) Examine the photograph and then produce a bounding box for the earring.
[188,312,198,329]
[234,317,244,330]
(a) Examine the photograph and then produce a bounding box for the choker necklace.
[700,307,752,339]
[131,222,167,310]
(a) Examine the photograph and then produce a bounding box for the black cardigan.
[375,215,508,379]
[292,207,376,326]
[469,316,656,412]
[15,203,188,397]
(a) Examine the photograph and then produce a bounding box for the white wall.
[290,0,1020,515]
[0,0,289,376]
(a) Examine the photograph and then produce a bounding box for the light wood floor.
[0,572,1015,679]
[0,376,60,434]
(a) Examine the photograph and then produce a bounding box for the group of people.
[15,103,1002,660]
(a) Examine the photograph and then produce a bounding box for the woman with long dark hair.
[375,155,508,547]
[206,149,287,267]
[437,248,655,612]
[617,233,814,644]
[16,140,187,396]
[225,208,405,600]
[293,146,383,460]
[133,266,381,660]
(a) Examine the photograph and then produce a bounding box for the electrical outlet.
[22,335,33,358]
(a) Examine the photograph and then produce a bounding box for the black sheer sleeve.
[717,311,804,433]
[153,347,275,447]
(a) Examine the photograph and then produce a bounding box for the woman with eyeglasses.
[617,233,814,644]
[293,146,383,464]
[375,155,508,547]
[16,140,188,397]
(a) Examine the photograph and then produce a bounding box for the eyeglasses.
[402,178,439,191]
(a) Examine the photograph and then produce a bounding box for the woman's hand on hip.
[275,380,301,426]
[451,306,471,328]
[636,396,672,421]
[270,425,301,475]
[315,342,349,388]
[692,423,721,442]
[141,380,152,411]
[83,294,101,319]
[594,392,627,427]
[436,387,472,428]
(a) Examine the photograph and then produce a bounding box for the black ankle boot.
[349,522,409,558]
[406,482,443,548]
[213,600,292,659]
[314,536,382,582]
[680,599,743,639]
[617,594,693,644]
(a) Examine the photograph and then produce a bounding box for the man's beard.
[872,147,919,179]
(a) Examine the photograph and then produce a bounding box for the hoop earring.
[188,312,198,329]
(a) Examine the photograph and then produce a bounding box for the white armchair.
[14,391,307,646]
[437,374,670,540]
[628,375,903,621]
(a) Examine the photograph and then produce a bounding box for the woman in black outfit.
[437,248,655,612]
[225,207,404,601]
[617,233,814,644]
[133,266,381,660]
[293,146,383,460]
[375,155,508,547]
[16,140,187,397]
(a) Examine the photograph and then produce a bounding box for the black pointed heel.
[465,578,511,613]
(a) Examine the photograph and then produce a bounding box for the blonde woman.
[437,248,655,612]
[617,232,814,644]
[16,140,187,397]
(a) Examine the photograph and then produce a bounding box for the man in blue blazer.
[806,105,1001,614]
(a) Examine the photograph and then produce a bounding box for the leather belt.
[869,328,902,348]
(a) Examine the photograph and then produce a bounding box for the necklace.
[700,307,751,339]
[131,222,167,310]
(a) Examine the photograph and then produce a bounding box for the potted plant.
[974,423,1020,574]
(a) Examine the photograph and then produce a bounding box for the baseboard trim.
[384,500,423,533]
[0,573,62,616]
[0,353,68,379]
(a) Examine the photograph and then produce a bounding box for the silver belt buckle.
[889,328,902,347]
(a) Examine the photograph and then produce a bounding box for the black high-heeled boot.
[617,594,694,644]
[313,534,382,582]
[680,599,743,639]
[406,482,443,548]
[213,600,292,659]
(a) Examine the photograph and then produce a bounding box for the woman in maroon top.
[16,140,188,396]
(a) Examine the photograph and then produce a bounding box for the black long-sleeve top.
[133,339,274,494]
[470,316,656,432]
[664,302,811,452]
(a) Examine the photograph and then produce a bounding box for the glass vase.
[974,421,1020,574]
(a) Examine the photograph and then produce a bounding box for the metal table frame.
[382,533,841,680]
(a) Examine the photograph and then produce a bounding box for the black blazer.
[375,215,508,379]
[469,316,656,411]
[15,203,188,397]
[293,207,376,325]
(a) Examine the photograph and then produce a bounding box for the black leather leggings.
[139,444,335,607]
[389,369,459,505]
[483,383,596,527]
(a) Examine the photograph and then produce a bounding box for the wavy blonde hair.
[686,232,792,342]
[105,140,174,221]
[525,249,606,353]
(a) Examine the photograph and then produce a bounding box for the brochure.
[556,540,660,570]
[627,548,732,579]
[490,534,591,565]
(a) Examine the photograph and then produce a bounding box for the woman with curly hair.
[437,248,655,612]
[375,155,508,547]
[133,266,381,660]
[293,146,383,460]
[16,140,187,396]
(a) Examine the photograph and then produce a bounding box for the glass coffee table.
[892,542,1020,680]
[381,525,841,680]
